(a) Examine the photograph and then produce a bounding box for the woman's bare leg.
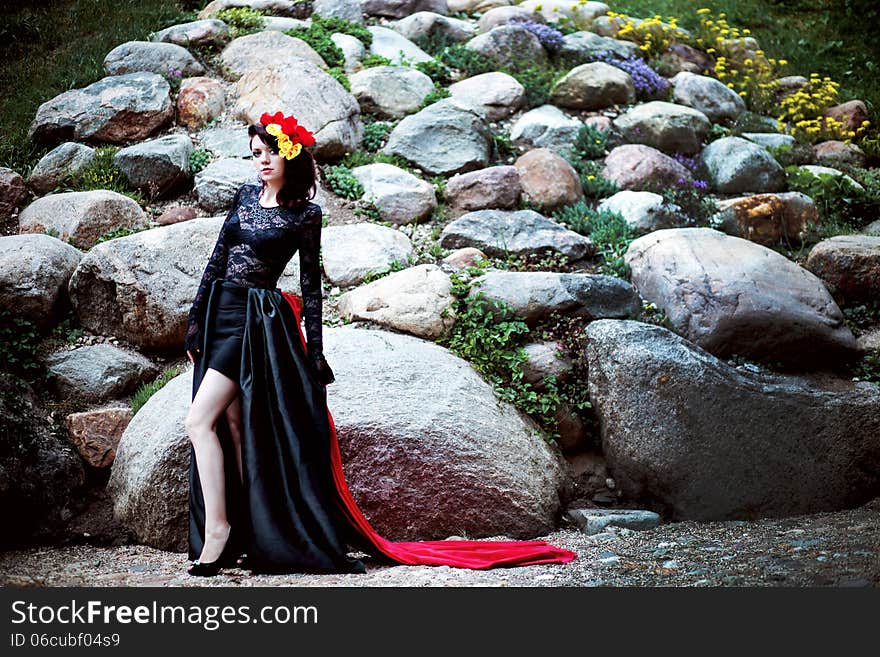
[224,395,244,485]
[184,367,240,563]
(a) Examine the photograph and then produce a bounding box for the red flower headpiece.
[259,111,316,160]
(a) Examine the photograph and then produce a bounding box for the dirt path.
[3,498,878,587]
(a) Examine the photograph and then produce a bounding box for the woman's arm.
[184,185,243,354]
[299,204,335,384]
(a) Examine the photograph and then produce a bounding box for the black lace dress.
[184,183,366,574]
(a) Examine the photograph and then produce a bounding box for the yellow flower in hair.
[266,123,301,160]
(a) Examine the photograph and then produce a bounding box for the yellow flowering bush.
[777,74,870,143]
[606,11,683,58]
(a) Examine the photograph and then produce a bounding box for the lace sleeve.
[299,204,325,356]
[184,186,242,353]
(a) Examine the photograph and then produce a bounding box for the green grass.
[0,0,199,174]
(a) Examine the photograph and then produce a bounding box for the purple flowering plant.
[592,51,670,100]
[508,17,565,54]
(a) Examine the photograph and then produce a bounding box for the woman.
[184,111,577,577]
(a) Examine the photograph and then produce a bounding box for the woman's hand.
[308,352,335,386]
[186,349,198,364]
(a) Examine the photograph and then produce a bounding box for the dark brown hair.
[248,123,317,210]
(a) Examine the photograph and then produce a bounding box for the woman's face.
[251,134,286,185]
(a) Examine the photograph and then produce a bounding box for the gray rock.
[18,190,149,250]
[864,220,880,236]
[233,59,362,160]
[221,30,326,77]
[566,508,661,535]
[26,142,97,195]
[331,33,367,72]
[701,136,786,194]
[624,228,859,366]
[349,66,435,118]
[392,11,476,43]
[367,25,434,64]
[194,158,256,213]
[598,190,684,234]
[448,72,525,121]
[351,162,437,224]
[509,104,583,153]
[67,215,225,350]
[1,374,85,545]
[103,40,205,77]
[150,19,231,47]
[45,343,159,402]
[602,144,693,192]
[106,369,192,551]
[313,0,364,24]
[0,234,83,330]
[199,0,308,18]
[741,132,795,150]
[199,126,252,158]
[322,223,414,287]
[28,72,173,146]
[797,165,864,193]
[113,134,193,197]
[362,0,449,19]
[465,24,548,72]
[550,61,635,110]
[383,97,492,176]
[559,30,639,62]
[520,341,574,388]
[612,100,711,155]
[585,319,880,520]
[261,16,311,31]
[322,326,570,540]
[671,71,746,123]
[520,0,609,25]
[468,271,639,324]
[444,165,522,216]
[804,235,880,305]
[336,264,456,339]
[440,208,594,260]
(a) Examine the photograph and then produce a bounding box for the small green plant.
[353,198,383,223]
[570,123,609,160]
[324,164,364,200]
[130,365,183,415]
[215,6,265,38]
[65,146,144,205]
[189,147,211,175]
[0,309,42,382]
[786,165,868,232]
[552,201,634,279]
[286,27,344,68]
[551,199,593,235]
[512,65,564,110]
[362,121,394,152]
[415,58,454,85]
[439,43,498,78]
[417,83,451,110]
[360,53,392,68]
[95,225,145,244]
[361,258,408,284]
[326,66,350,91]
[491,131,515,162]
[853,351,880,387]
[577,160,619,199]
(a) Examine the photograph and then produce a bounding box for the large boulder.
[468,271,640,324]
[112,134,193,197]
[602,144,693,192]
[612,100,711,155]
[382,97,492,176]
[713,192,819,246]
[509,104,583,154]
[804,235,880,305]
[393,11,475,42]
[513,147,583,212]
[671,71,746,123]
[28,72,173,146]
[351,162,437,225]
[586,319,880,520]
[0,234,83,331]
[18,190,149,250]
[549,62,635,110]
[366,25,434,64]
[220,30,326,76]
[349,66,435,118]
[106,369,191,551]
[44,344,159,403]
[150,19,231,47]
[194,158,257,213]
[324,326,570,541]
[624,228,859,367]
[234,60,362,160]
[336,264,457,339]
[362,0,449,19]
[103,40,205,77]
[26,142,97,195]
[439,208,594,260]
[701,136,786,194]
[321,223,415,287]
[444,165,522,217]
[67,216,228,350]
[464,23,549,72]
[448,72,525,121]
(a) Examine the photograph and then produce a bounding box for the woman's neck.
[260,183,282,208]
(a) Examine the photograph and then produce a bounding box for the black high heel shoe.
[187,527,238,577]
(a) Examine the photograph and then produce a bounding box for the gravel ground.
[2,497,878,588]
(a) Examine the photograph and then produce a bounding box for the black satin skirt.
[188,279,367,574]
